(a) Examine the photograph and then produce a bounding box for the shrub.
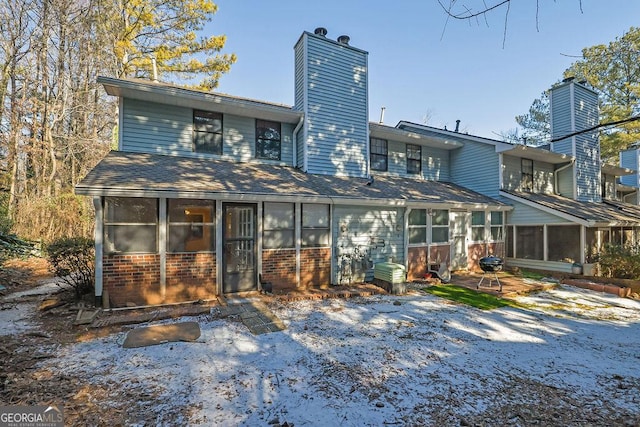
[598,244,640,280]
[46,237,95,299]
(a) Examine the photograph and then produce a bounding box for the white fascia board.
[500,190,592,226]
[97,76,303,124]
[496,144,573,165]
[369,123,463,150]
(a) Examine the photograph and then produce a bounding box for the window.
[506,225,514,257]
[521,158,533,192]
[471,211,485,241]
[193,110,223,154]
[408,209,427,244]
[516,226,543,260]
[302,204,330,247]
[490,211,503,241]
[263,203,294,249]
[168,199,215,252]
[104,197,157,253]
[406,144,422,174]
[548,225,580,262]
[256,119,281,160]
[431,209,449,243]
[370,138,388,171]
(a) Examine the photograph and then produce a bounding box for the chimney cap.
[562,76,575,83]
[337,35,350,45]
[314,27,328,37]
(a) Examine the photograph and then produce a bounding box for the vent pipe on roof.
[151,57,158,82]
[337,35,350,45]
[314,27,328,36]
[455,119,460,132]
[379,106,386,124]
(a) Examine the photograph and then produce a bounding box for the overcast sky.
[208,1,640,140]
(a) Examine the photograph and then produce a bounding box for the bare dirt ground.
[1,258,639,426]
[0,258,174,425]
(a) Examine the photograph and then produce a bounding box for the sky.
[207,1,640,140]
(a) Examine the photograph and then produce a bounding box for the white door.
[451,211,468,271]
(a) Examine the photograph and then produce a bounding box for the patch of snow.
[2,278,67,301]
[0,302,37,336]
[45,286,640,425]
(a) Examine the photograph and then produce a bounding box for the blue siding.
[384,140,449,180]
[295,32,369,177]
[620,149,639,187]
[450,141,499,197]
[557,167,574,197]
[293,40,305,111]
[333,205,405,283]
[506,199,569,225]
[502,155,554,193]
[122,98,192,155]
[121,98,294,165]
[550,84,572,143]
[550,81,601,203]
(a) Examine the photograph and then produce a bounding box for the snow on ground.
[0,278,67,336]
[43,285,640,425]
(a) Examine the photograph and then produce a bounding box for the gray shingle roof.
[502,190,640,224]
[76,151,508,208]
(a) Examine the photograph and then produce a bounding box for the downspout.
[292,115,304,168]
[554,160,575,195]
[93,197,103,307]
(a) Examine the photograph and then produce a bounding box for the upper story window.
[193,110,223,154]
[370,138,388,171]
[406,144,422,174]
[521,158,534,192]
[256,119,281,160]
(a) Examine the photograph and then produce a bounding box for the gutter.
[292,115,304,168]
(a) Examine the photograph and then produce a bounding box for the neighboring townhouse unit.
[77,29,640,307]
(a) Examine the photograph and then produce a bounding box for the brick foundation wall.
[468,243,488,271]
[103,253,217,308]
[300,247,331,288]
[407,247,428,281]
[166,253,217,302]
[103,254,161,307]
[262,249,296,291]
[407,245,451,280]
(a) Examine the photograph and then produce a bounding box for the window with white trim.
[168,199,215,252]
[471,211,486,241]
[408,209,427,244]
[302,204,330,247]
[431,209,449,243]
[490,211,503,241]
[263,202,294,249]
[104,197,158,253]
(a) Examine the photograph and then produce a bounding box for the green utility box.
[373,262,407,294]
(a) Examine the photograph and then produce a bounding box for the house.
[397,78,640,274]
[77,28,640,307]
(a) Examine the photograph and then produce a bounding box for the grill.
[477,256,503,291]
[479,256,504,272]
